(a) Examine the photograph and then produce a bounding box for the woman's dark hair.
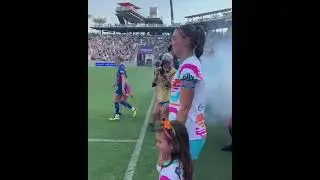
[157,121,193,180]
[178,24,206,59]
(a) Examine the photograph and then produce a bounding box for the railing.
[186,14,232,24]
[100,24,180,28]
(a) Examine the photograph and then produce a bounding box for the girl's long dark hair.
[178,24,206,59]
[158,121,193,180]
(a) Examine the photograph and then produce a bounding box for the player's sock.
[115,102,120,115]
[120,100,133,109]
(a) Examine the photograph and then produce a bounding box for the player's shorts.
[115,85,123,96]
[190,138,206,160]
[159,101,169,107]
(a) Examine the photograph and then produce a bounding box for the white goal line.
[88,139,138,143]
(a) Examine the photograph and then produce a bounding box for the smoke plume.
[202,32,232,123]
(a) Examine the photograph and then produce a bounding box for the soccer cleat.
[132,107,137,117]
[109,114,120,121]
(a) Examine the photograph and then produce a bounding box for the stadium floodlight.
[170,0,174,25]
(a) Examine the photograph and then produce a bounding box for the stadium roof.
[185,8,232,18]
[117,2,141,9]
[91,25,179,33]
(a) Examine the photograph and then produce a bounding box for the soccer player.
[109,56,137,121]
[169,24,206,171]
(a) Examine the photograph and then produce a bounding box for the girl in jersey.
[156,120,193,180]
[169,24,206,169]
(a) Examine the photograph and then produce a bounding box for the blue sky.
[88,0,231,25]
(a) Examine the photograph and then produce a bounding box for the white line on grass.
[88,139,137,143]
[123,94,155,180]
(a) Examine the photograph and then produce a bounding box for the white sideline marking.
[88,139,137,143]
[123,94,155,180]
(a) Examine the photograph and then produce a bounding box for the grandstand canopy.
[117,2,141,9]
[185,8,232,18]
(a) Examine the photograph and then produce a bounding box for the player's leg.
[190,138,206,176]
[119,83,136,117]
[149,101,160,131]
[109,85,123,121]
[109,93,121,121]
[119,96,137,117]
[118,95,129,116]
[159,102,169,121]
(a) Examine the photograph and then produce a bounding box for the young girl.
[122,82,134,102]
[117,82,134,115]
[156,120,193,180]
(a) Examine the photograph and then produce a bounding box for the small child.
[156,120,193,180]
[118,82,134,115]
[122,82,133,101]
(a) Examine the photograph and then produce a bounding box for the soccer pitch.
[88,66,232,180]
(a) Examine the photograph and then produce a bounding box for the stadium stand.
[88,1,231,64]
[88,34,171,62]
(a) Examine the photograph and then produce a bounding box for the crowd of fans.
[88,29,231,62]
[89,34,136,61]
[88,33,171,61]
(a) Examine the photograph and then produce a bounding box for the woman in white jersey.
[169,24,207,168]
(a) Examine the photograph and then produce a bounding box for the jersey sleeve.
[178,63,202,89]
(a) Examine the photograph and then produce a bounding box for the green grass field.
[88,66,232,180]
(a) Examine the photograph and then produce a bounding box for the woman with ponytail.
[168,24,207,170]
